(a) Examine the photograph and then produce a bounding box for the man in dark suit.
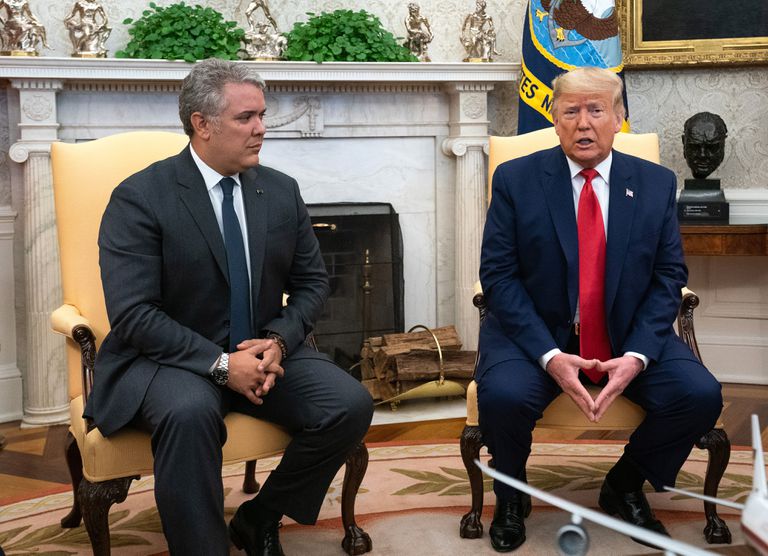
[477,67,722,552]
[88,58,373,555]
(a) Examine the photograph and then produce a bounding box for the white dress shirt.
[189,144,252,282]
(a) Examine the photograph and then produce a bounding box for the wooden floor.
[1,383,766,505]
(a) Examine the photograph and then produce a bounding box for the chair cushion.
[70,395,292,482]
[465,381,645,431]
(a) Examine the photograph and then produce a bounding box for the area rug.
[0,442,753,555]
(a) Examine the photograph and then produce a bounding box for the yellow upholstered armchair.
[459,128,731,545]
[51,132,371,555]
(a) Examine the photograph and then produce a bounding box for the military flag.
[517,0,630,134]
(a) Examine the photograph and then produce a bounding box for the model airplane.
[476,413,768,555]
[665,414,768,555]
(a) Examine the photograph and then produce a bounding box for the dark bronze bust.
[682,112,727,179]
[678,112,729,222]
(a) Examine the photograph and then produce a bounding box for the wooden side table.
[680,223,768,256]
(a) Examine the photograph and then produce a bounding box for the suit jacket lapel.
[542,147,579,316]
[241,167,268,313]
[175,147,229,281]
[605,150,636,313]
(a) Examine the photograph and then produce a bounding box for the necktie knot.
[579,168,598,184]
[220,177,236,199]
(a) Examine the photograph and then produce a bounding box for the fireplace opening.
[308,203,404,377]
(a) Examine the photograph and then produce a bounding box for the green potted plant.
[116,2,245,62]
[284,10,418,63]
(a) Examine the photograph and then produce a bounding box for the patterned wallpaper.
[626,68,768,190]
[30,0,528,64]
[1,0,768,204]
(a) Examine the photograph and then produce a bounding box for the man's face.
[553,90,622,168]
[683,120,725,179]
[196,82,266,176]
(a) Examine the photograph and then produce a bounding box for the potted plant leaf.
[116,2,245,62]
[284,9,418,63]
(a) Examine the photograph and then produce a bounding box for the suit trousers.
[476,349,722,501]
[132,353,373,556]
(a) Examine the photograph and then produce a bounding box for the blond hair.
[551,67,625,121]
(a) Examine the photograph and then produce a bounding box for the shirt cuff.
[265,332,288,359]
[539,348,561,371]
[624,351,649,370]
[209,352,224,373]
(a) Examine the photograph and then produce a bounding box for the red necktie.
[577,168,611,383]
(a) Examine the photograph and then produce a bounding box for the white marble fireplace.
[2,58,518,425]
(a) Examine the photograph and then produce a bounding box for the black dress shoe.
[598,479,669,548]
[229,505,285,556]
[489,494,532,552]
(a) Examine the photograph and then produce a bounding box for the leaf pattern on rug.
[390,461,756,505]
[391,467,493,496]
[0,488,238,554]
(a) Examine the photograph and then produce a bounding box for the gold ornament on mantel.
[64,0,111,58]
[0,0,49,56]
[242,0,286,61]
[460,0,499,62]
[404,2,433,62]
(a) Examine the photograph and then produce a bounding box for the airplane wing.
[476,460,715,556]
[752,414,767,496]
[663,486,745,511]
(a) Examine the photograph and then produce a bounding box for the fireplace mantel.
[1,57,518,86]
[2,57,519,426]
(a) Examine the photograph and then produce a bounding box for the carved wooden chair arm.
[51,303,97,404]
[677,287,702,362]
[470,283,701,361]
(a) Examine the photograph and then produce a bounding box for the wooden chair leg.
[459,424,485,538]
[78,476,135,556]
[60,431,84,528]
[242,459,260,494]
[340,441,372,555]
[695,428,732,544]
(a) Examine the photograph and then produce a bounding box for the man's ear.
[613,113,623,134]
[190,112,211,140]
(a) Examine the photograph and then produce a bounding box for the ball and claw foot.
[460,510,483,538]
[704,515,732,544]
[342,524,372,555]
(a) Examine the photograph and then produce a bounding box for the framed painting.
[618,0,768,67]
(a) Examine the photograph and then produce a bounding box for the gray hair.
[178,58,266,137]
[551,66,625,121]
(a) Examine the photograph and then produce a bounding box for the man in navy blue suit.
[477,67,722,552]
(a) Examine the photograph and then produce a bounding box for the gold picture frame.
[618,0,768,68]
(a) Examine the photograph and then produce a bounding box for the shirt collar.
[189,144,241,192]
[565,150,613,185]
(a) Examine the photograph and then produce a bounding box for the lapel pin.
[256,189,264,195]
[625,188,634,198]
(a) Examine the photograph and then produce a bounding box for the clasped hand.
[545,353,643,422]
[226,338,284,405]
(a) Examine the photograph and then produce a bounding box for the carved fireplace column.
[9,79,69,427]
[442,83,493,351]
